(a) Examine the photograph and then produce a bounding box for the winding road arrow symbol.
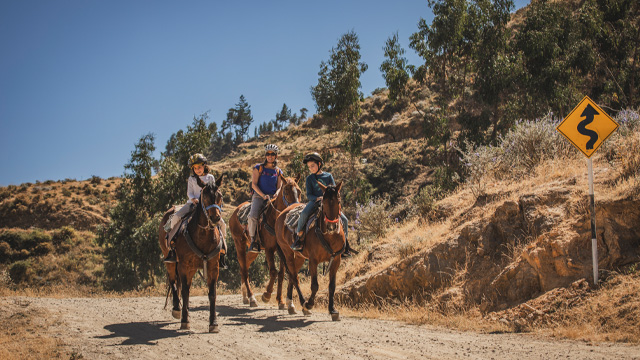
[577,104,599,150]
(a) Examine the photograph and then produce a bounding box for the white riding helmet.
[265,144,280,154]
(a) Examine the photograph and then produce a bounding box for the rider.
[291,152,352,256]
[247,144,284,253]
[164,153,228,268]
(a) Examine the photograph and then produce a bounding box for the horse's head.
[281,174,302,207]
[196,174,224,224]
[317,180,342,234]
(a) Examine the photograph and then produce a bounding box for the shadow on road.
[191,304,323,332]
[97,321,188,345]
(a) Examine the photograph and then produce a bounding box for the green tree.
[226,95,253,144]
[274,103,292,130]
[311,30,368,126]
[99,133,161,290]
[380,32,412,105]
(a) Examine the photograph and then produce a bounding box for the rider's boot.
[341,238,353,258]
[164,247,177,263]
[248,236,261,253]
[291,230,305,251]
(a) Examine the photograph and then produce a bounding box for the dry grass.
[0,299,69,360]
[542,272,640,343]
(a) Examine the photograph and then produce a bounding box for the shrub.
[52,227,75,246]
[414,186,438,219]
[62,189,72,197]
[89,175,102,185]
[9,260,31,283]
[355,196,392,241]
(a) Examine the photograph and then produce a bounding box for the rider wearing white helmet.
[248,144,284,253]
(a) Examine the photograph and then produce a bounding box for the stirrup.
[291,233,304,252]
[248,240,261,253]
[164,249,177,263]
[219,254,228,270]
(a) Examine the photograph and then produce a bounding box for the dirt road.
[7,295,640,359]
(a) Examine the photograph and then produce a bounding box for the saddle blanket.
[284,204,317,234]
[237,203,251,225]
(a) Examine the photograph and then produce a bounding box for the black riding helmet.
[303,152,323,170]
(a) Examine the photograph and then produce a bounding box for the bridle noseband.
[199,186,223,231]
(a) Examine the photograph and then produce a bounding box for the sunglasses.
[266,152,276,156]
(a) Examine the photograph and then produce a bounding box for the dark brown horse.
[158,175,224,332]
[275,181,345,321]
[228,175,301,308]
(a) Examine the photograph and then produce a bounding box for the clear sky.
[0,0,530,186]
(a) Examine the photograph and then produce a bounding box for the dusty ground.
[4,295,640,359]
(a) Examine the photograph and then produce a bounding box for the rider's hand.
[191,198,199,204]
[263,194,270,201]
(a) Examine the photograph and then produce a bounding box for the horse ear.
[317,181,327,192]
[336,181,343,194]
[295,173,301,183]
[196,175,206,188]
[216,174,224,188]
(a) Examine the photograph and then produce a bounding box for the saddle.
[238,201,272,246]
[284,200,321,237]
[165,205,197,246]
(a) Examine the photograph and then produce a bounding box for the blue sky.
[0,0,530,186]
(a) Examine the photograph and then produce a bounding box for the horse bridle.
[320,200,341,235]
[199,185,223,231]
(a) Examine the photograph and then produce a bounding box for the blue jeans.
[296,201,348,239]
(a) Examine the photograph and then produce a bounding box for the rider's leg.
[340,212,352,257]
[219,219,228,269]
[164,203,194,263]
[292,201,315,251]
[248,194,265,253]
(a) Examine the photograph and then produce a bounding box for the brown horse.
[228,174,302,308]
[158,175,224,333]
[275,181,345,321]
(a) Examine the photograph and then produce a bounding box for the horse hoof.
[242,298,250,305]
[180,322,190,330]
[279,303,286,310]
[250,300,258,307]
[261,293,271,303]
[209,325,220,333]
[172,310,181,319]
[331,312,340,322]
[302,308,312,316]
[288,306,297,315]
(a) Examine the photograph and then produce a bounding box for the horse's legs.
[241,251,259,307]
[328,256,342,321]
[179,271,193,329]
[303,258,319,313]
[291,255,307,312]
[276,255,285,310]
[262,247,278,303]
[207,259,220,333]
[166,263,181,319]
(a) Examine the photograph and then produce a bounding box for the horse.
[158,175,224,333]
[275,181,345,321]
[228,174,302,308]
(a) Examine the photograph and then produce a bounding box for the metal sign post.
[587,158,598,284]
[556,96,618,286]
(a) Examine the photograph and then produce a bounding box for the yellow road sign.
[556,96,619,158]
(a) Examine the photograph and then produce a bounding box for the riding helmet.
[303,152,323,169]
[188,153,208,167]
[265,144,280,154]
